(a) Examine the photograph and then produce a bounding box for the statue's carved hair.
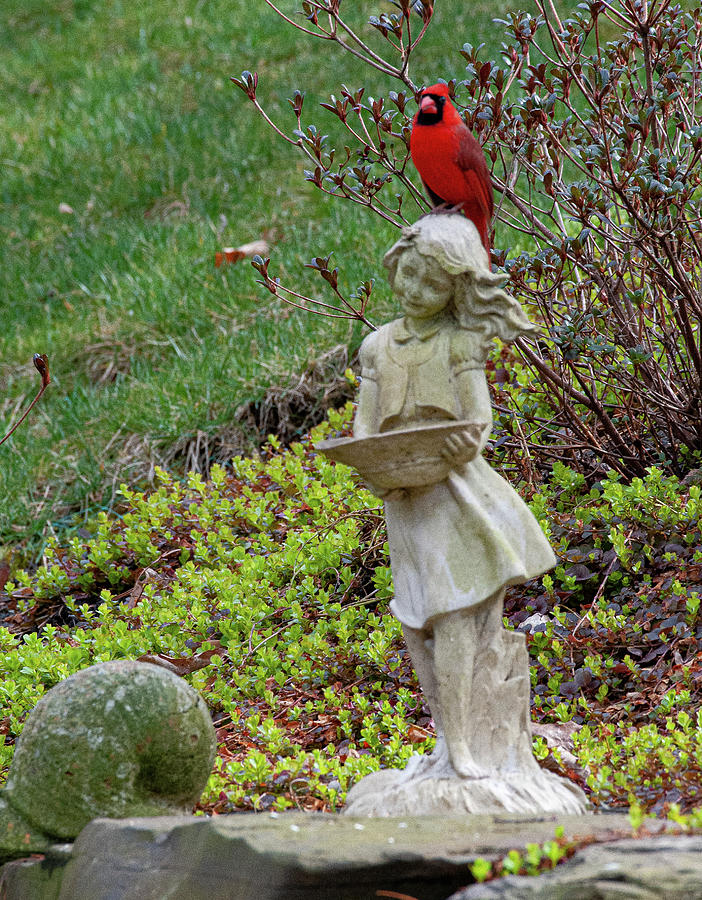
[383,215,538,349]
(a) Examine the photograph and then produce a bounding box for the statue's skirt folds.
[385,455,556,630]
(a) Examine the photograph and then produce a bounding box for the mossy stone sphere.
[4,660,216,840]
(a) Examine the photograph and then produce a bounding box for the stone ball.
[3,660,216,840]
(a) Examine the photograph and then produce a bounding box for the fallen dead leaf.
[532,720,584,774]
[126,566,160,609]
[215,239,269,268]
[137,643,223,677]
[376,892,419,900]
[407,724,433,743]
[0,560,10,592]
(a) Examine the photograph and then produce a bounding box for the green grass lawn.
[0,0,513,551]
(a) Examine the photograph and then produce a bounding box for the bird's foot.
[431,202,464,216]
[417,203,464,220]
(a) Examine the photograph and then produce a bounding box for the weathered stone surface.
[0,794,52,861]
[343,620,585,817]
[319,215,586,817]
[343,765,587,818]
[0,811,632,900]
[0,660,216,860]
[0,845,70,900]
[449,835,702,899]
[316,421,487,491]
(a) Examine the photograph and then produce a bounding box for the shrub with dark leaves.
[234,0,702,479]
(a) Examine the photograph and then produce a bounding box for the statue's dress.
[358,318,556,630]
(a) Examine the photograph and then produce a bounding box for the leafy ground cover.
[2,2,701,890]
[1,404,700,818]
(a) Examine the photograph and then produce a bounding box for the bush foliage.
[236,0,702,479]
[1,408,700,815]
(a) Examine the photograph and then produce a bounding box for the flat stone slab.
[0,811,632,900]
[450,834,702,899]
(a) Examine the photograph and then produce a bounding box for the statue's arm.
[455,368,493,429]
[442,368,493,466]
[450,332,493,451]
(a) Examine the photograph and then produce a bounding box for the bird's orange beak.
[419,94,438,115]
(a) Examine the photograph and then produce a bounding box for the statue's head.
[384,214,538,346]
[384,214,490,285]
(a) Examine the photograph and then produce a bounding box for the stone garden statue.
[0,660,216,862]
[318,214,587,816]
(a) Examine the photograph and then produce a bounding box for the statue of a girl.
[329,215,586,815]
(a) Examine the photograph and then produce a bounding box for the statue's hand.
[441,429,480,469]
[366,482,407,502]
[382,488,409,502]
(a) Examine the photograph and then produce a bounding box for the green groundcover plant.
[1,404,700,818]
[2,4,701,889]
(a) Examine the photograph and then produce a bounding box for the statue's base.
[343,749,587,817]
[343,622,587,818]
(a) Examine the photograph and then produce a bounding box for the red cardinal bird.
[410,82,494,253]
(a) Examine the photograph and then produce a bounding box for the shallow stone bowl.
[315,421,487,490]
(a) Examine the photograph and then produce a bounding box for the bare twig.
[0,355,51,448]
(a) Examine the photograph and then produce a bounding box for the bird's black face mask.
[416,93,446,125]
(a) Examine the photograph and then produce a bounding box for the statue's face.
[394,247,453,319]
